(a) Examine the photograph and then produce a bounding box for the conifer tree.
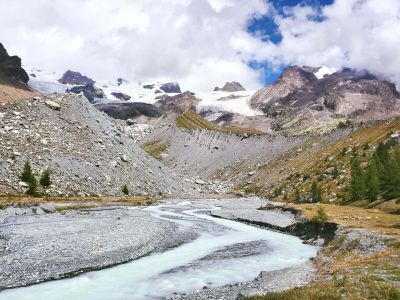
[350,158,365,201]
[122,184,129,195]
[39,168,52,187]
[365,159,379,202]
[311,181,323,203]
[21,161,33,182]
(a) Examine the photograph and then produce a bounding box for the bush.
[21,161,33,182]
[20,161,38,196]
[312,207,328,222]
[122,184,129,195]
[39,168,52,187]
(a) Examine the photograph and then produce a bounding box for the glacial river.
[0,202,317,300]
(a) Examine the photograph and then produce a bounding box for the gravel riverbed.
[0,198,318,299]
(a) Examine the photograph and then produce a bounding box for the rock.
[126,119,136,126]
[324,167,335,175]
[58,70,95,85]
[67,84,104,103]
[120,155,129,162]
[143,84,155,90]
[195,179,205,185]
[214,81,246,92]
[44,100,61,111]
[248,171,256,176]
[18,181,28,187]
[94,102,162,120]
[159,82,181,94]
[117,78,128,86]
[0,43,29,83]
[155,91,200,114]
[111,92,131,101]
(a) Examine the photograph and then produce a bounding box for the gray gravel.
[0,206,181,289]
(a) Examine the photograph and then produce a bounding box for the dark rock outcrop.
[117,78,128,86]
[143,84,155,90]
[155,91,200,114]
[94,102,162,120]
[67,84,104,103]
[111,92,131,101]
[214,81,246,92]
[58,70,95,85]
[0,43,29,84]
[159,82,181,94]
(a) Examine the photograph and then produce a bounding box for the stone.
[44,100,61,111]
[120,155,129,162]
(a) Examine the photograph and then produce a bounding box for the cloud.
[1,0,399,91]
[263,0,400,87]
[0,0,269,90]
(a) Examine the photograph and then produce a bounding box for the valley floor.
[0,197,398,299]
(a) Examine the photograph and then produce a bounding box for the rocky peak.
[155,91,199,114]
[0,43,29,84]
[214,81,246,92]
[117,78,128,86]
[58,70,95,85]
[159,82,181,94]
[250,66,317,111]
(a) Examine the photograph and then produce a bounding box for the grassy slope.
[140,140,168,160]
[239,118,400,208]
[175,111,265,136]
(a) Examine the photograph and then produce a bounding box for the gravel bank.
[0,206,181,289]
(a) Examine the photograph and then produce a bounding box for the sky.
[0,0,399,91]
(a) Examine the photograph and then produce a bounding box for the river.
[0,201,317,300]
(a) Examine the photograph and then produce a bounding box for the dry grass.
[0,195,157,209]
[140,140,168,160]
[286,203,400,235]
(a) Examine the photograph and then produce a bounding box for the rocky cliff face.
[67,84,105,103]
[155,91,200,114]
[0,43,29,84]
[58,70,95,85]
[95,102,162,120]
[250,66,317,111]
[214,81,246,92]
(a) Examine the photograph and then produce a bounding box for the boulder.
[159,82,181,93]
[67,84,104,103]
[58,70,95,85]
[44,100,61,111]
[111,92,131,101]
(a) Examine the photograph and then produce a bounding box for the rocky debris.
[44,100,61,111]
[58,70,95,85]
[159,82,181,94]
[111,92,131,101]
[0,93,196,197]
[95,102,162,120]
[155,91,200,114]
[214,81,246,92]
[0,43,29,84]
[117,78,128,86]
[67,83,105,103]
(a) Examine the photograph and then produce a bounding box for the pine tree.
[21,161,33,182]
[311,181,323,203]
[350,158,365,201]
[382,155,400,200]
[332,166,340,179]
[39,168,52,187]
[122,184,129,195]
[365,159,379,202]
[26,174,38,196]
[294,188,301,202]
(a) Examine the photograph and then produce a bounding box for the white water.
[0,203,317,300]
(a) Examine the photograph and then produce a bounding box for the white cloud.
[0,0,268,91]
[1,0,399,91]
[266,0,400,87]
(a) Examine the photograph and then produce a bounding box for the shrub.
[39,168,52,187]
[21,161,33,182]
[122,184,129,195]
[312,207,328,222]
